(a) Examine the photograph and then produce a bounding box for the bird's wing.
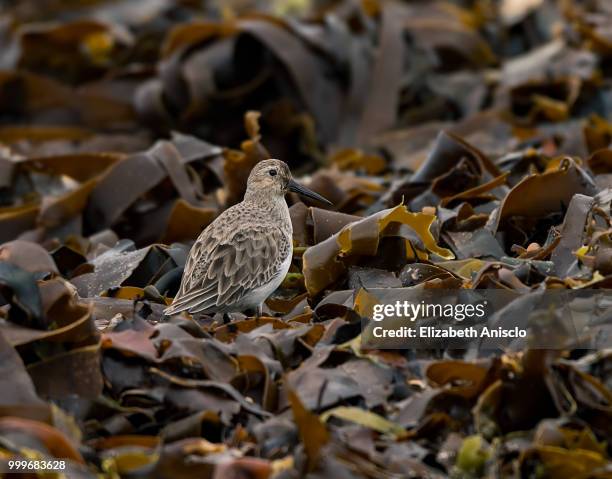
[164,224,290,315]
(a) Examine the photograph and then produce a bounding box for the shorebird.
[164,159,331,318]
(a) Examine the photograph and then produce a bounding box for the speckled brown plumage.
[164,159,295,316]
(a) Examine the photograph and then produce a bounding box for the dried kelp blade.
[303,205,453,296]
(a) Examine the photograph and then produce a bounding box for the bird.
[163,159,332,318]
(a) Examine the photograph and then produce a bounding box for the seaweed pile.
[0,1,611,477]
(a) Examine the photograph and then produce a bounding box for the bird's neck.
[242,191,291,231]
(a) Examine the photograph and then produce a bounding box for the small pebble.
[527,242,540,252]
[421,206,436,216]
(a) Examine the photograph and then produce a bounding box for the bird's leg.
[222,313,232,324]
[256,303,263,319]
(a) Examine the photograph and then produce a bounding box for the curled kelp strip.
[303,205,453,296]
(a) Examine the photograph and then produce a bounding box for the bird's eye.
[269,169,277,176]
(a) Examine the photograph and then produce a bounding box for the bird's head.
[246,159,332,205]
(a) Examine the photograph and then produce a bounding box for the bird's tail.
[163,304,181,316]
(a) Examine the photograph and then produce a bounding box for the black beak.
[288,179,333,206]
